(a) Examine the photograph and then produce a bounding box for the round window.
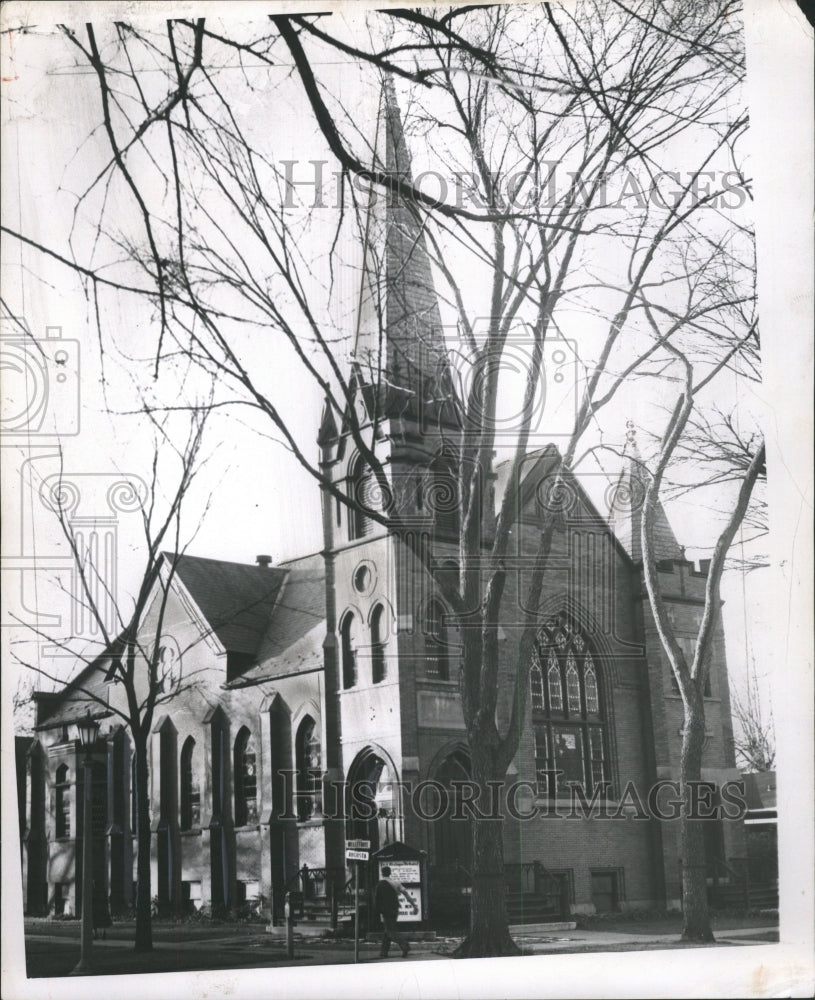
[353,564,371,594]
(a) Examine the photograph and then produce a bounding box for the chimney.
[256,554,272,568]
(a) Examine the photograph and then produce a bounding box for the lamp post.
[71,712,99,976]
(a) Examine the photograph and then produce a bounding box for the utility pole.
[353,861,360,964]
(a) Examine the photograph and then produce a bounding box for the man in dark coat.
[374,865,418,959]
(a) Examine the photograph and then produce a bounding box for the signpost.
[346,840,370,963]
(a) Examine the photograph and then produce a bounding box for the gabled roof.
[35,552,327,726]
[492,444,647,567]
[171,553,287,656]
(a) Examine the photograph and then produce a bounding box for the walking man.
[374,865,418,959]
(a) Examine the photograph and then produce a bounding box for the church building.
[17,82,745,927]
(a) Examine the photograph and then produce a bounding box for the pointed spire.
[352,76,457,425]
[610,419,683,562]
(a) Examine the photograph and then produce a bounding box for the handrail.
[504,860,562,889]
[504,860,569,917]
[284,864,347,893]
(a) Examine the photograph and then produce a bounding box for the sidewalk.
[23,917,779,978]
[510,924,779,954]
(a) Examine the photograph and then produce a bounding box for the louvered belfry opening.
[349,456,381,539]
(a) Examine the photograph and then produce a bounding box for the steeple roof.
[351,76,458,426]
[610,421,683,562]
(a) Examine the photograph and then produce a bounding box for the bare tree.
[631,318,763,939]
[731,656,775,772]
[4,2,753,956]
[14,409,214,951]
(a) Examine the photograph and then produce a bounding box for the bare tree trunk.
[680,691,714,942]
[454,739,519,958]
[134,735,153,952]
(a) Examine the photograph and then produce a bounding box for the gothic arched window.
[55,764,70,839]
[530,624,609,799]
[340,613,357,689]
[234,727,258,826]
[425,598,451,680]
[434,750,472,872]
[295,716,322,821]
[370,603,387,684]
[547,649,563,711]
[530,652,544,711]
[180,737,200,830]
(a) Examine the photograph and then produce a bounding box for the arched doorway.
[346,749,399,853]
[431,748,473,926]
[434,749,473,874]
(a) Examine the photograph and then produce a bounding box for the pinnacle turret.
[610,420,682,563]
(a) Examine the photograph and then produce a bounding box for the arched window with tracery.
[234,727,258,826]
[530,651,544,711]
[340,613,357,689]
[530,623,609,799]
[425,598,451,680]
[370,604,387,684]
[180,737,200,830]
[55,764,70,839]
[295,716,322,821]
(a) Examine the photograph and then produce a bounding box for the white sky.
[0,6,773,710]
[0,2,812,1000]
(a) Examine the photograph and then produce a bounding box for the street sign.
[346,839,370,850]
[346,849,369,861]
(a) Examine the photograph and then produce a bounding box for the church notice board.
[371,841,428,923]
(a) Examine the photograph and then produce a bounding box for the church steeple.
[351,75,457,427]
[611,420,682,563]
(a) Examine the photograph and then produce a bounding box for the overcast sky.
[0,5,782,724]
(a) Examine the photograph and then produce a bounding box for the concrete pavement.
[22,918,779,978]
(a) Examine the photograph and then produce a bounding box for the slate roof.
[255,552,325,662]
[171,553,288,656]
[33,553,327,727]
[609,434,683,563]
